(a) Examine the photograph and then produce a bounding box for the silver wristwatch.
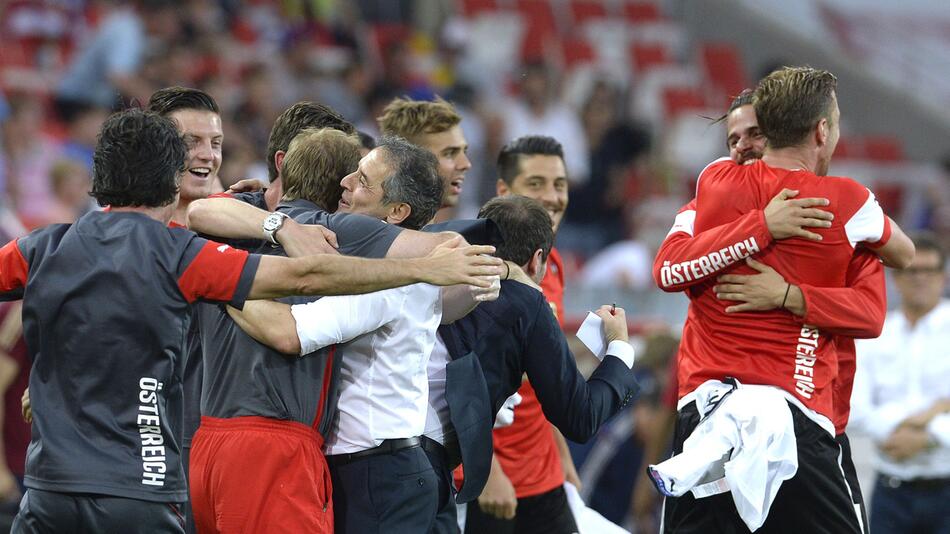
[262,212,289,245]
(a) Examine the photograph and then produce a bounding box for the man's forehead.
[727,105,757,135]
[514,154,566,180]
[360,147,392,177]
[169,109,223,136]
[421,125,467,149]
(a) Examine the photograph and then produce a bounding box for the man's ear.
[526,248,544,279]
[815,118,828,147]
[274,151,286,178]
[496,179,510,197]
[385,203,411,226]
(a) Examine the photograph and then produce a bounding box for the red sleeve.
[798,250,885,338]
[0,240,29,294]
[177,241,254,304]
[865,216,892,249]
[652,207,773,292]
[208,192,234,199]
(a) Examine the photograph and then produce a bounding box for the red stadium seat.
[570,0,608,26]
[862,136,903,162]
[834,137,859,159]
[516,0,558,61]
[562,36,597,68]
[662,86,707,117]
[871,183,904,214]
[701,42,749,99]
[460,0,500,18]
[630,43,671,72]
[623,1,662,24]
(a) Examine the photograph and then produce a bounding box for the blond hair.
[377,96,461,143]
[754,66,837,149]
[281,128,361,211]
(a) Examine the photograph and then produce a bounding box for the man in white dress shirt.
[851,232,950,534]
[227,135,497,533]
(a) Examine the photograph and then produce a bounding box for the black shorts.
[661,401,862,534]
[11,488,184,534]
[465,485,578,534]
[836,432,869,534]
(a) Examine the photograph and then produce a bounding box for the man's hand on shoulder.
[418,237,502,287]
[227,178,266,194]
[764,189,833,241]
[277,219,340,257]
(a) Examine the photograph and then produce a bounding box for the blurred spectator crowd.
[3,0,950,296]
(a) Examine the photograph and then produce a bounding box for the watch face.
[263,214,283,231]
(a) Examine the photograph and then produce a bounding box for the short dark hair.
[358,131,376,151]
[376,136,443,230]
[728,88,754,114]
[266,102,356,182]
[497,135,565,185]
[477,195,554,265]
[908,231,946,270]
[712,88,755,125]
[91,109,185,208]
[754,66,838,149]
[146,86,219,116]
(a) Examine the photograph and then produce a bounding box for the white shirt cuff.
[607,340,635,369]
[927,414,950,449]
[291,302,341,356]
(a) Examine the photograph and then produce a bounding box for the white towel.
[649,380,798,531]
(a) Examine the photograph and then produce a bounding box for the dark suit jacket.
[439,280,641,503]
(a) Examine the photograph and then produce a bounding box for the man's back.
[679,159,889,418]
[4,211,256,502]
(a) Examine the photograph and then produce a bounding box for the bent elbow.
[184,199,208,230]
[275,336,302,356]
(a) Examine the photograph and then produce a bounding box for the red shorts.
[190,416,332,533]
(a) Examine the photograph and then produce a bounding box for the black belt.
[420,435,463,471]
[325,437,422,467]
[880,474,950,490]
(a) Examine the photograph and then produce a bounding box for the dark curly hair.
[91,109,186,208]
[266,102,356,182]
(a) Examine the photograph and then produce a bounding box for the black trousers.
[11,488,184,534]
[424,441,460,534]
[837,432,869,534]
[329,446,440,534]
[662,401,863,534]
[464,486,578,534]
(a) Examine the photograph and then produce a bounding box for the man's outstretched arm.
[653,189,833,292]
[713,253,886,338]
[248,237,502,300]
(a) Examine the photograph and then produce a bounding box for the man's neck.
[265,179,282,212]
[171,198,191,227]
[111,205,172,225]
[902,302,939,328]
[761,147,817,173]
[430,206,455,224]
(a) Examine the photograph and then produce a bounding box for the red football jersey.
[492,247,565,498]
[676,159,890,419]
